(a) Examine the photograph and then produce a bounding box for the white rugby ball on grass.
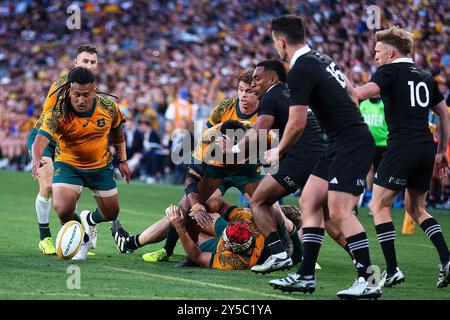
[56,221,84,260]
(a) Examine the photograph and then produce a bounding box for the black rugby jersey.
[370,59,444,146]
[258,83,325,155]
[288,48,367,139]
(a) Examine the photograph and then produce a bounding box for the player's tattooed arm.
[110,124,131,183]
[110,124,126,161]
[31,134,50,180]
[185,164,213,228]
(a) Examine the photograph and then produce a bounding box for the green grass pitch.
[1,170,450,300]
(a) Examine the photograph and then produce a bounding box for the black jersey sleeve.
[431,78,445,106]
[288,63,317,106]
[369,65,393,91]
[258,94,277,117]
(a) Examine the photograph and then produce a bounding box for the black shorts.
[311,126,375,196]
[373,146,386,171]
[374,142,435,192]
[272,150,323,194]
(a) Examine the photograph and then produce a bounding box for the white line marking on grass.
[401,242,434,249]
[105,266,298,300]
[0,291,189,300]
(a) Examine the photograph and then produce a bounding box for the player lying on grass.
[112,197,301,270]
[31,67,131,260]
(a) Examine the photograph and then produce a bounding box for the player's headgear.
[222,222,254,253]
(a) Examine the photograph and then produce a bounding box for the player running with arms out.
[28,44,98,255]
[32,67,131,260]
[265,16,380,299]
[346,26,450,289]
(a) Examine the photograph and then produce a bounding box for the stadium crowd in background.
[1,0,450,195]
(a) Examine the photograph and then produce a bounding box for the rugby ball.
[56,221,84,260]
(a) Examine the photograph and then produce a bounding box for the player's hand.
[31,159,46,180]
[264,147,280,166]
[189,210,213,229]
[165,204,183,228]
[433,152,449,179]
[118,161,131,184]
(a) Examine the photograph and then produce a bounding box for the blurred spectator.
[171,119,194,184]
[140,118,161,184]
[124,115,144,178]
[165,89,196,129]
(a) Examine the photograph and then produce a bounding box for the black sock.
[420,218,450,264]
[375,222,398,274]
[298,227,324,277]
[163,224,179,257]
[87,208,106,226]
[127,234,142,250]
[344,243,354,261]
[73,213,81,223]
[38,223,51,240]
[266,231,286,256]
[346,232,372,280]
[289,226,303,263]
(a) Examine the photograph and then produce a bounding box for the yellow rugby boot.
[39,237,56,255]
[142,248,169,262]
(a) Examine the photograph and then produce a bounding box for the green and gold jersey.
[206,97,258,128]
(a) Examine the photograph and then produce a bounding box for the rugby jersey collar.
[236,98,257,119]
[266,84,278,93]
[290,45,311,68]
[392,57,414,64]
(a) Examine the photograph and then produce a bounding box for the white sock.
[36,194,52,224]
